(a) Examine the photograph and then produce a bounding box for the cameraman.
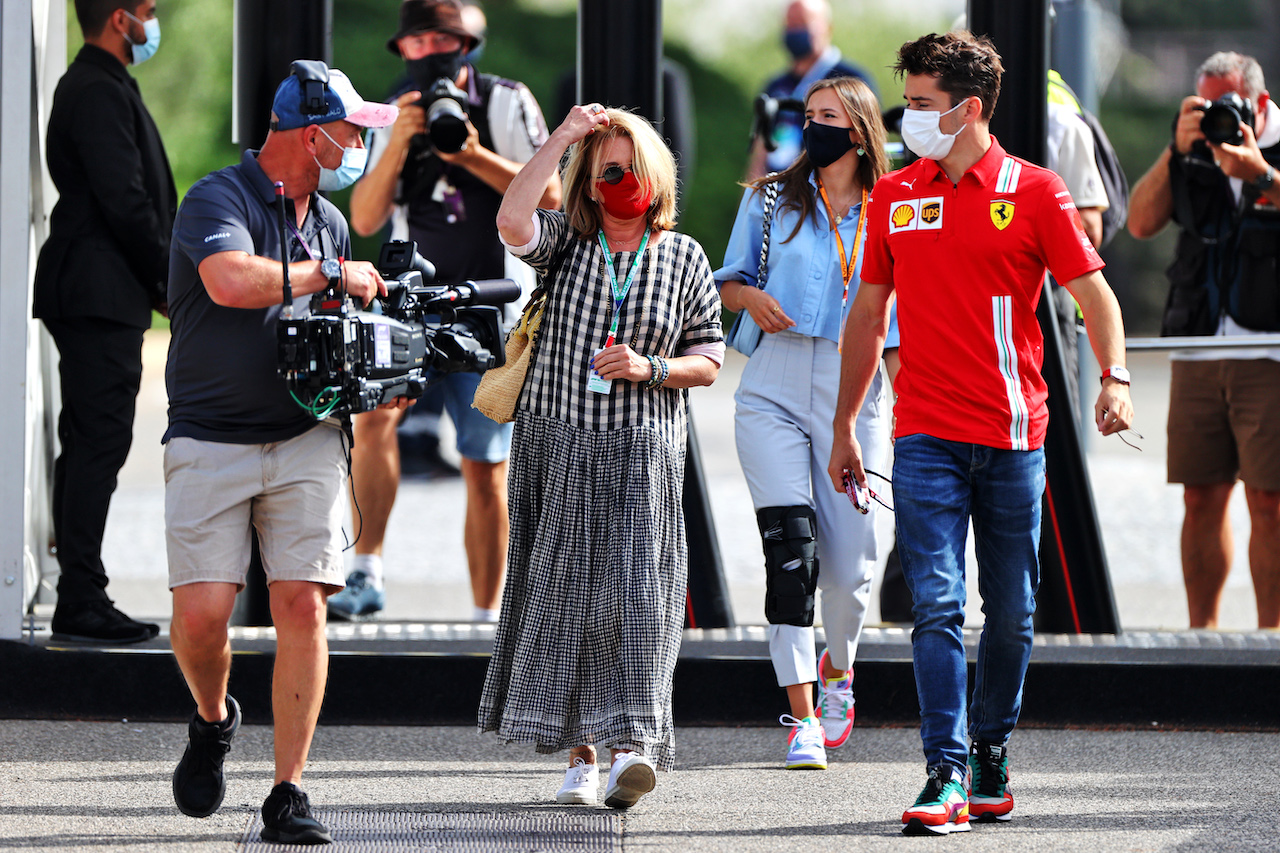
[1129,51,1280,629]
[164,65,396,841]
[340,0,561,623]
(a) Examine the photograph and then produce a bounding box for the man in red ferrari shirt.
[827,31,1133,836]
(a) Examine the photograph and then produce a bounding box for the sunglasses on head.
[597,164,632,184]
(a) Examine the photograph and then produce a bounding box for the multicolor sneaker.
[814,649,855,748]
[780,714,827,770]
[327,570,385,621]
[902,764,971,836]
[968,741,1014,822]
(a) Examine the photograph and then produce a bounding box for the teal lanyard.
[597,229,650,346]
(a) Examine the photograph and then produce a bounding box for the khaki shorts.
[1167,358,1280,491]
[165,423,348,591]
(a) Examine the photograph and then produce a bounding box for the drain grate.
[239,810,619,852]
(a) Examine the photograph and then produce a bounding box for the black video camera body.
[277,240,519,418]
[1198,92,1255,146]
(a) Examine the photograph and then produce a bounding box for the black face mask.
[406,50,464,90]
[803,121,855,168]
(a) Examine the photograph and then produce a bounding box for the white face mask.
[123,11,161,65]
[900,99,968,161]
[313,127,368,191]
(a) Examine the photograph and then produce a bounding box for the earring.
[856,146,866,156]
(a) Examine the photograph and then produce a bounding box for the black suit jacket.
[33,44,177,327]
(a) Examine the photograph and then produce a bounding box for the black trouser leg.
[45,318,145,607]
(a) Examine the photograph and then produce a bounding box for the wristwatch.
[1100,366,1131,386]
[1252,165,1276,192]
[320,258,342,285]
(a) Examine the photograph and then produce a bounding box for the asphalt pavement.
[2,720,1277,852]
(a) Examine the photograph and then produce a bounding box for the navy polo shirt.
[164,150,352,444]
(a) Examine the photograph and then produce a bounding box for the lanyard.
[597,228,650,346]
[285,215,318,262]
[817,181,867,351]
[816,179,867,310]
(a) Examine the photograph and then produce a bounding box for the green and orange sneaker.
[968,741,1014,822]
[902,763,971,836]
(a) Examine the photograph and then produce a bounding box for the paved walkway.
[1,720,1274,852]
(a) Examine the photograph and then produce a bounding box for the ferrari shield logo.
[990,200,1015,231]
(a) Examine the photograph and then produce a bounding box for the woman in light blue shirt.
[715,76,897,770]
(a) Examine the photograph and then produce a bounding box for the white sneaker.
[780,714,828,769]
[555,758,599,804]
[603,752,656,809]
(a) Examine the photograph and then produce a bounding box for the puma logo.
[900,179,917,189]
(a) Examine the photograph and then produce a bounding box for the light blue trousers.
[734,330,892,687]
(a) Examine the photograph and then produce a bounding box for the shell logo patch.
[890,197,944,234]
[990,200,1015,231]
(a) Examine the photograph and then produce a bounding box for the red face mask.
[595,169,653,220]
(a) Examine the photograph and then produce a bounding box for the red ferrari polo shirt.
[861,137,1104,451]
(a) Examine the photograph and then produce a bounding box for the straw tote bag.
[473,242,572,423]
[472,289,546,423]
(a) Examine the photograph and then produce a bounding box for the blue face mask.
[784,28,812,59]
[314,127,368,192]
[123,11,161,65]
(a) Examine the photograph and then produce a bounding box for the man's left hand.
[434,118,481,167]
[341,260,388,307]
[1095,384,1134,436]
[1210,122,1270,182]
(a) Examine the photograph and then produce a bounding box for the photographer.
[164,64,396,843]
[746,0,877,180]
[338,0,561,623]
[1129,52,1280,630]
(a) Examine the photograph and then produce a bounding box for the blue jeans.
[892,434,1045,772]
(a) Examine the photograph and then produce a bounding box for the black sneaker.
[172,695,241,818]
[50,599,160,644]
[261,781,332,845]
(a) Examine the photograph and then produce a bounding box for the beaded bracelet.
[644,355,660,388]
[644,355,668,389]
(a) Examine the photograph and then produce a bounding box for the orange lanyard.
[817,180,867,309]
[817,179,867,351]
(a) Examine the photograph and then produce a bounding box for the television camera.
[276,226,519,419]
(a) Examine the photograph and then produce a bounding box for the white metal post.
[1,0,62,640]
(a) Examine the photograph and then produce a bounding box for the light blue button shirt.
[714,177,899,348]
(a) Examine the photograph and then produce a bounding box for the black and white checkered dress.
[477,210,722,770]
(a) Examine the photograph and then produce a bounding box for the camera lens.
[1200,103,1244,146]
[427,98,468,153]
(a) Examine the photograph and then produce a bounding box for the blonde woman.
[480,105,723,807]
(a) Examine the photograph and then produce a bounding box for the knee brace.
[757,505,820,627]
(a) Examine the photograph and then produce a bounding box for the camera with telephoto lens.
[1198,92,1254,146]
[277,240,519,418]
[412,73,470,154]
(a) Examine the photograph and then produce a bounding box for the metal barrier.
[1126,335,1280,350]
